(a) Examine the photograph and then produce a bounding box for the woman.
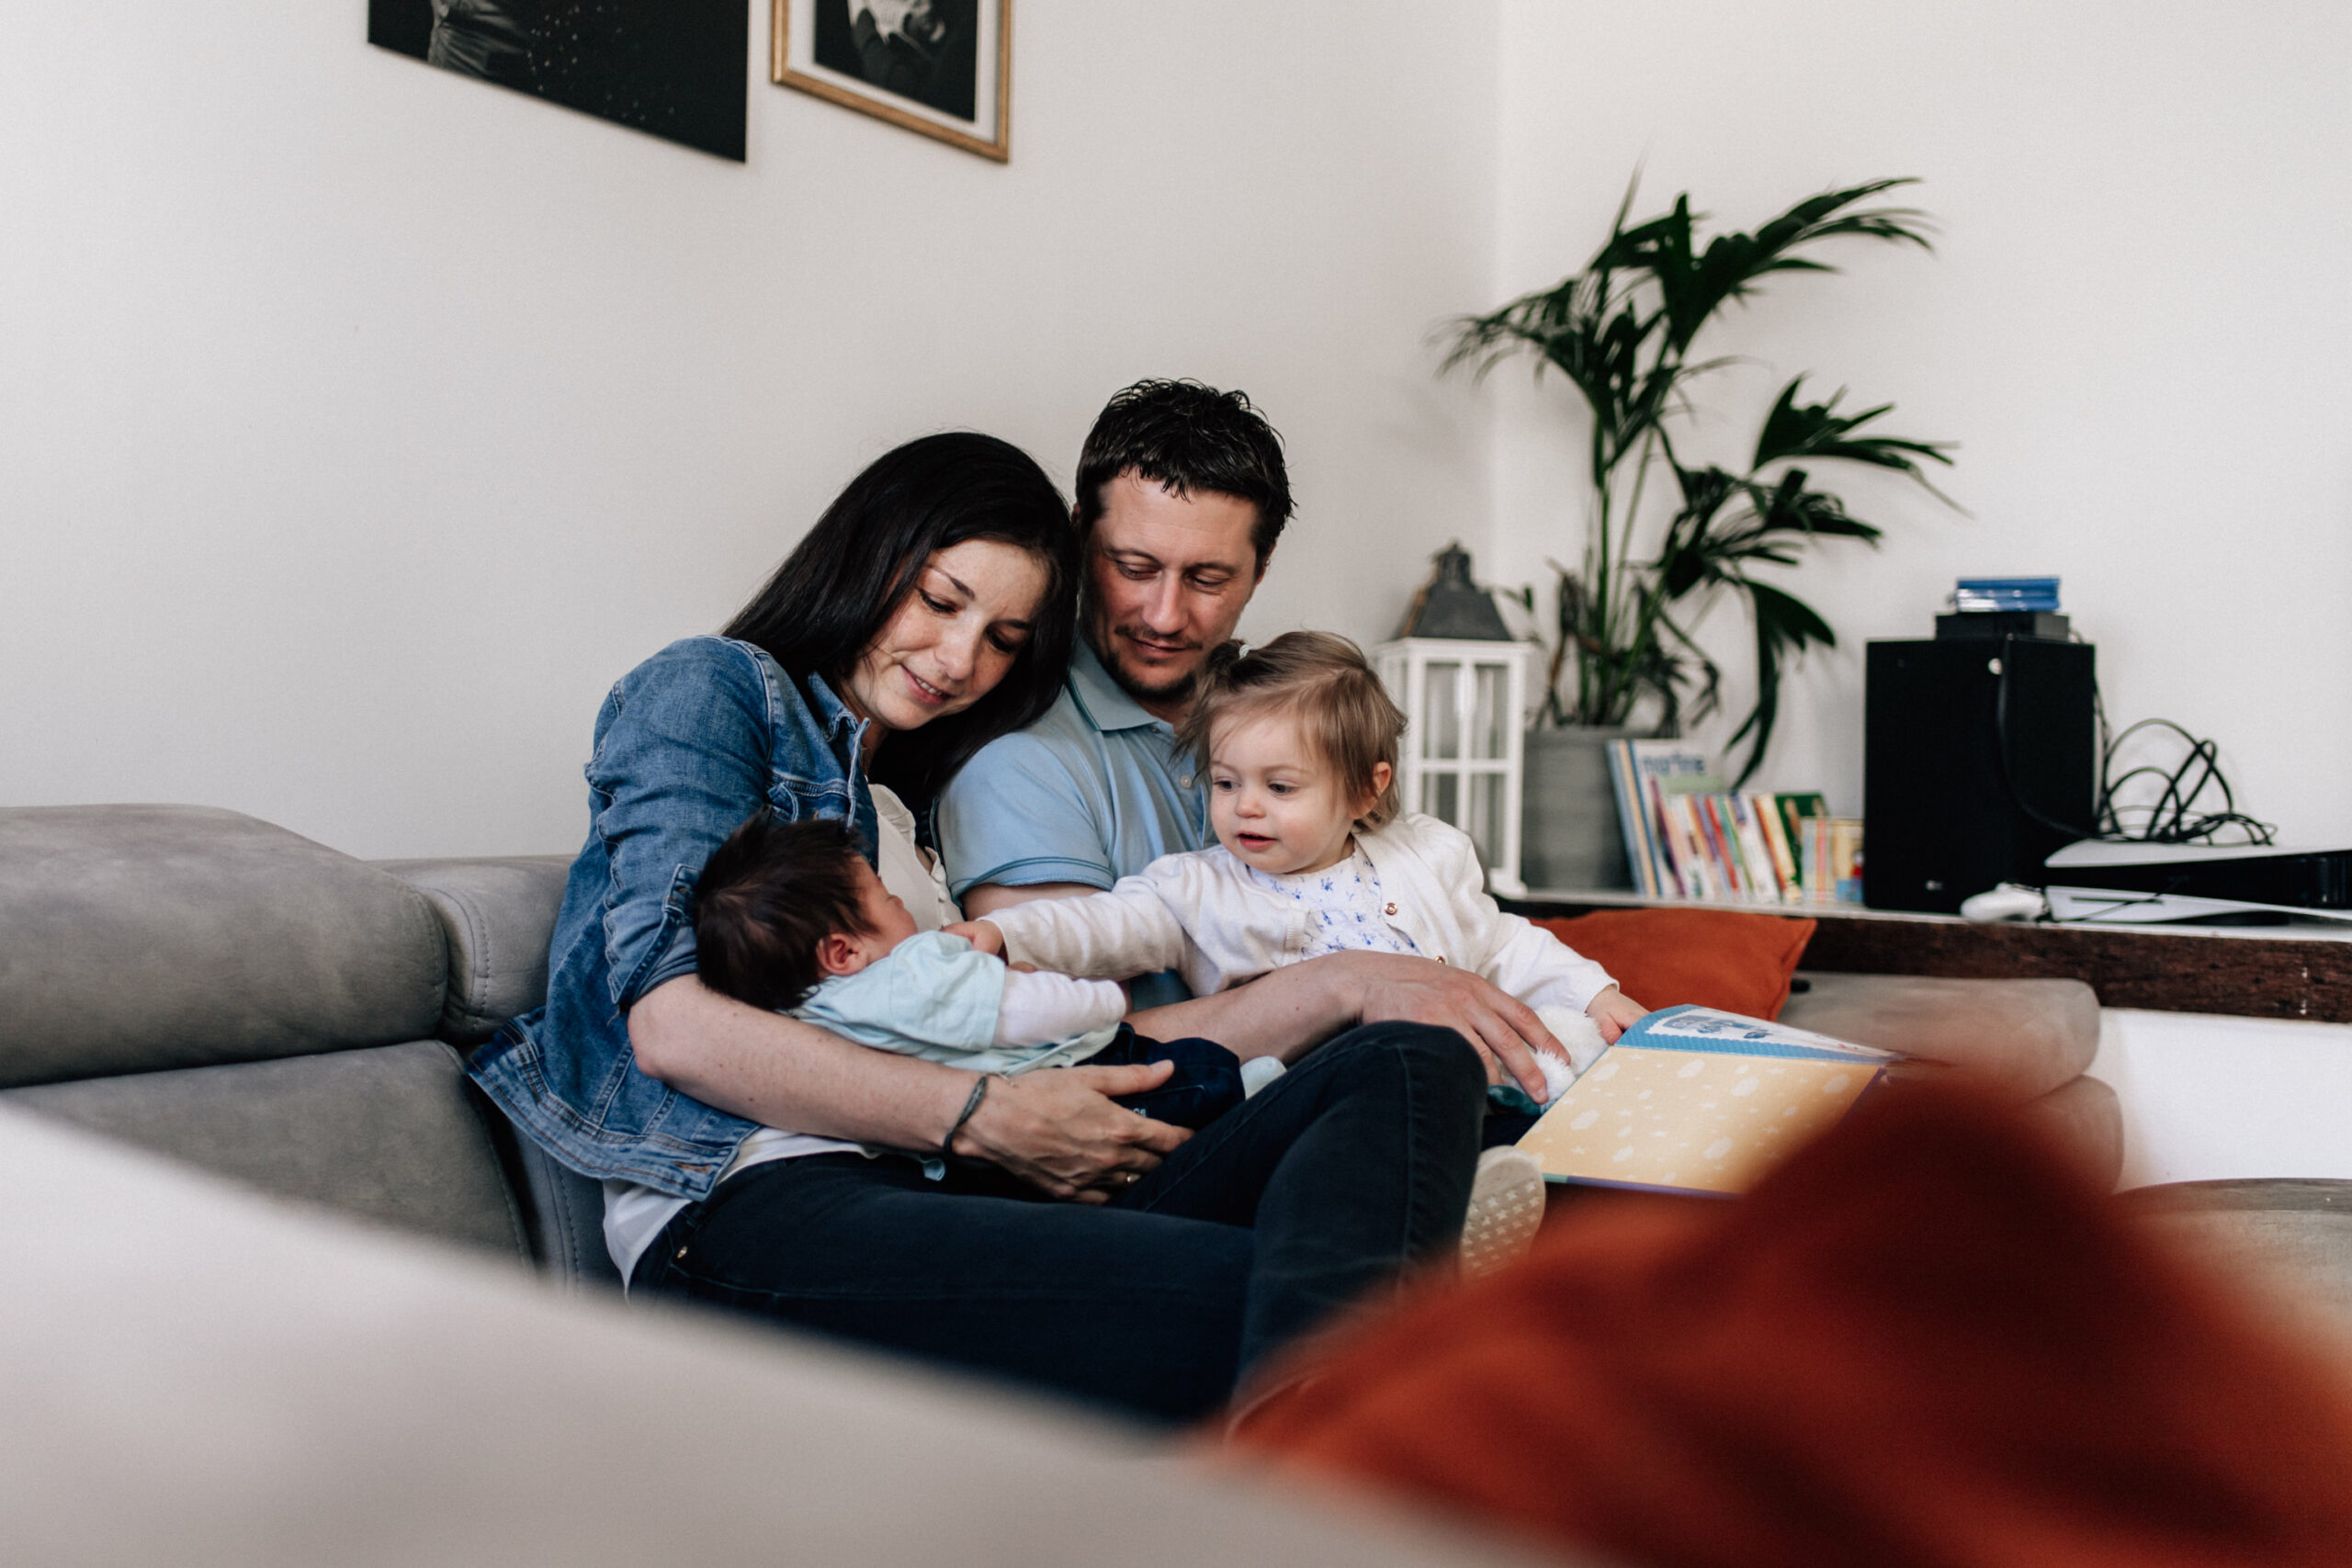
[470,433,1487,1422]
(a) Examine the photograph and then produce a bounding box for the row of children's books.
[1605,739,1862,905]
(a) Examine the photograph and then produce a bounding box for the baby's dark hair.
[1176,631,1406,829]
[692,814,872,1012]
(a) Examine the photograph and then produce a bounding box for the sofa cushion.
[1777,971,2100,1101]
[1532,908,1815,1020]
[509,1125,626,1290]
[3,1040,528,1259]
[374,856,572,1044]
[0,806,447,1087]
[2020,1073,2124,1191]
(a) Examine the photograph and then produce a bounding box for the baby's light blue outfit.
[790,931,1121,1076]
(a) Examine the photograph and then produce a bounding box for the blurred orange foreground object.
[1229,1087,2352,1568]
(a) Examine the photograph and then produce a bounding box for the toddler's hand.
[944,919,1005,956]
[1584,985,1649,1044]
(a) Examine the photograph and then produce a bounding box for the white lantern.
[1375,638,1532,897]
[1374,546,1532,897]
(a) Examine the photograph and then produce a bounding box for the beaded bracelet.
[941,1072,1000,1160]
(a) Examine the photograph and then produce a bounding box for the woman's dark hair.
[694,814,872,1012]
[1074,379,1293,569]
[723,432,1078,804]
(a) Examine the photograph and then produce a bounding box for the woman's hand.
[952,1061,1192,1201]
[944,919,1005,956]
[1584,985,1650,1044]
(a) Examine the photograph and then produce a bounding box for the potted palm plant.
[1446,176,1956,887]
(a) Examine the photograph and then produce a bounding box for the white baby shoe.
[1458,1145,1546,1280]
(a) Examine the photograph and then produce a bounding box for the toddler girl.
[952,632,1648,1102]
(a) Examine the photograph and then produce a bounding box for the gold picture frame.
[772,0,1011,163]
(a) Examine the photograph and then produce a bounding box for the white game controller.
[1959,884,2049,922]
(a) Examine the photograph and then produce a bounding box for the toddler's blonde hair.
[1178,631,1405,829]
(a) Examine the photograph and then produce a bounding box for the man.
[938,380,1562,1095]
[939,379,1278,1008]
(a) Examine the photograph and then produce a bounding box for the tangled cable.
[2094,707,2275,847]
[1993,654,2275,848]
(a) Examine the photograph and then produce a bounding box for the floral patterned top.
[1245,845,1423,960]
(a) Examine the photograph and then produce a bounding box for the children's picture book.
[1517,1005,1894,1196]
[1775,792,1826,864]
[1604,744,1859,905]
[1604,739,1720,897]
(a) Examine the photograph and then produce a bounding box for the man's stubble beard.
[1082,592,1201,707]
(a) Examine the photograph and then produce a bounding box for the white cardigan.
[983,812,1616,1071]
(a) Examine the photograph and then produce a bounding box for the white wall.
[1488,0,2352,845]
[2095,1010,2352,1187]
[0,1,1500,857]
[13,2,2349,863]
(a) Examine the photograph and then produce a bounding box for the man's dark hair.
[692,814,873,1013]
[722,431,1080,807]
[1074,379,1292,569]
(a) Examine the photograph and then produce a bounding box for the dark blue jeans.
[1092,1024,1244,1129]
[633,1021,1487,1423]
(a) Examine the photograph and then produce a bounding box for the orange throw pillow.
[1231,1088,2352,1568]
[1536,908,1814,1020]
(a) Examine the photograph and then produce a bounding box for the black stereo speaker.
[1863,637,2097,914]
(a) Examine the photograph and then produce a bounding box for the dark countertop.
[1507,890,2352,1024]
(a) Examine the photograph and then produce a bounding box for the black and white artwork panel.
[773,0,1008,162]
[369,0,749,162]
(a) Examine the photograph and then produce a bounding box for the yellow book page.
[1519,1047,1881,1195]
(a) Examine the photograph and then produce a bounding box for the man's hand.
[953,1061,1191,1201]
[1584,985,1649,1044]
[944,919,1005,956]
[1338,953,1566,1100]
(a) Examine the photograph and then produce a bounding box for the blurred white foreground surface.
[0,1102,1558,1568]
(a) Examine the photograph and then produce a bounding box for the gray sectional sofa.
[0,802,2135,1288]
[10,800,2350,1562]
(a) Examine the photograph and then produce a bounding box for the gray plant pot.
[1521,726,1635,892]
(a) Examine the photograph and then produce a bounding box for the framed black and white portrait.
[368,0,748,161]
[772,0,1010,163]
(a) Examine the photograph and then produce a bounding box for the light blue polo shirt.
[937,639,1212,1009]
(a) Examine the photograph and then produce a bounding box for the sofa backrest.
[0,805,533,1261]
[371,855,573,1045]
[0,805,447,1086]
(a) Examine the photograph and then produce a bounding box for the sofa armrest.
[374,857,572,1045]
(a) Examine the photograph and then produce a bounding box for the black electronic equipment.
[1935,610,2070,641]
[1863,636,2097,914]
[2043,840,2352,922]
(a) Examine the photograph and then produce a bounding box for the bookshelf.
[1506,889,2352,1024]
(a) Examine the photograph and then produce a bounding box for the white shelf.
[1515,886,2352,944]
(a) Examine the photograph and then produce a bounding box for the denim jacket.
[468,636,876,1200]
